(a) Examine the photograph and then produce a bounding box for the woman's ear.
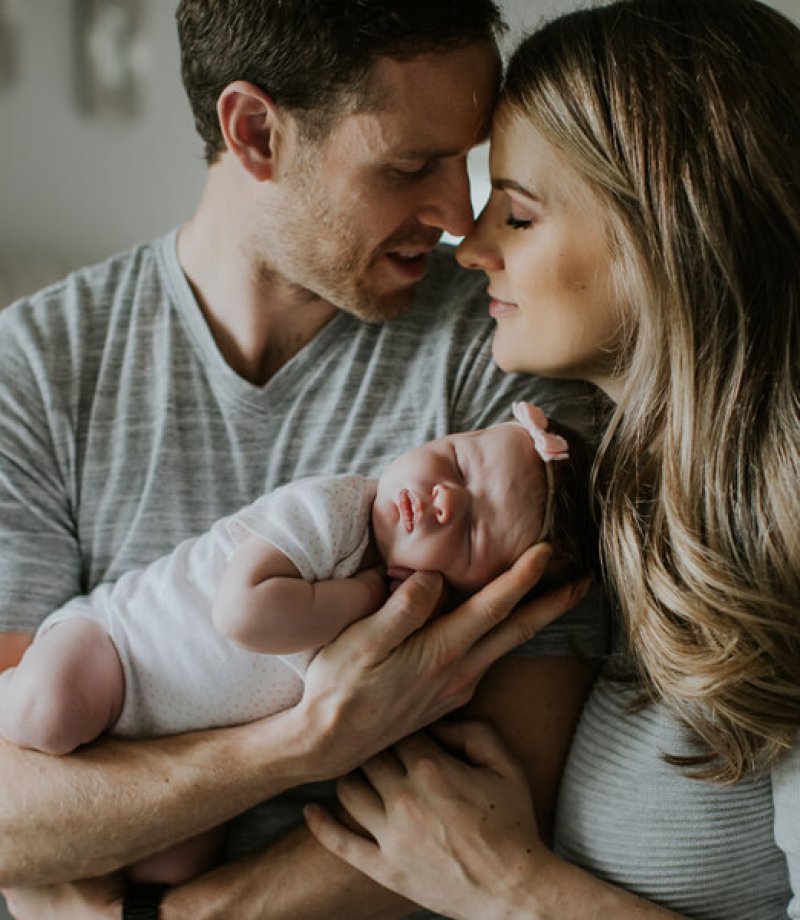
[216,80,285,182]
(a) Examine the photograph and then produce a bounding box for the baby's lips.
[398,489,424,532]
[398,489,413,532]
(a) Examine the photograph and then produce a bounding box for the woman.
[305,1,800,917]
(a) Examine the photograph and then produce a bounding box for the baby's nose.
[432,483,467,524]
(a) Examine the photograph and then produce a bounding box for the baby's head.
[372,401,597,594]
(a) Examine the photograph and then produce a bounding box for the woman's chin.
[491,342,541,376]
[491,340,576,381]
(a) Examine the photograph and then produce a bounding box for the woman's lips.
[488,296,518,318]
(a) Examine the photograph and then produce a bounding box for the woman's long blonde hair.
[505,0,800,783]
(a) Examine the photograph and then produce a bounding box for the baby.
[0,401,596,881]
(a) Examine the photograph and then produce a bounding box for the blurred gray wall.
[0,0,798,274]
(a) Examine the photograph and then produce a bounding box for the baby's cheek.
[392,536,446,574]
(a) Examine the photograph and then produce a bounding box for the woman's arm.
[0,544,578,887]
[305,721,690,920]
[212,534,386,653]
[773,737,800,919]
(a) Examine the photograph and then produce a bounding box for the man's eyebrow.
[492,178,542,201]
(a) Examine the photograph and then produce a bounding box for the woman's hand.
[304,720,551,920]
[294,543,589,777]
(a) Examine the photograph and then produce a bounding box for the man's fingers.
[343,570,444,661]
[432,543,553,653]
[513,576,592,636]
[465,576,591,677]
[477,543,554,623]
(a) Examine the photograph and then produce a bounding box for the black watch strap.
[122,882,169,919]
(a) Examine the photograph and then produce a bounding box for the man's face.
[257,43,498,322]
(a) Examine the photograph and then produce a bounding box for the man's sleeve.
[0,302,82,632]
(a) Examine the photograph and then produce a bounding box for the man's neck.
[177,184,338,386]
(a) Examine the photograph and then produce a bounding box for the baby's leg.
[0,617,125,754]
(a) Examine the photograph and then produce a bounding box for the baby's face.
[372,424,547,593]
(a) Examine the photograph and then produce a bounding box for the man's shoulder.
[0,236,171,363]
[1,237,166,327]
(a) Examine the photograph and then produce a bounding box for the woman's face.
[457,105,624,397]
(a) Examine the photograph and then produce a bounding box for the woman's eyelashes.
[502,190,538,230]
[505,212,533,230]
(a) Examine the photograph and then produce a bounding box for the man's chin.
[347,285,416,323]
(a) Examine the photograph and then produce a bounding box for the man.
[0,2,603,917]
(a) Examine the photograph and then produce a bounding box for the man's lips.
[386,247,432,259]
[383,247,435,281]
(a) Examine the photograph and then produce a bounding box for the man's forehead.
[363,46,497,134]
[331,102,488,163]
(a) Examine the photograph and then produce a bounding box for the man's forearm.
[162,824,418,920]
[0,556,578,892]
[0,708,316,887]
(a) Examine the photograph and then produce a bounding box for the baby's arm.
[212,534,387,654]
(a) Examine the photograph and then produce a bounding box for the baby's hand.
[353,565,389,611]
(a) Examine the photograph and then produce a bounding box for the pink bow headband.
[511,401,569,541]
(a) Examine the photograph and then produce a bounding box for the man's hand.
[296,542,589,777]
[2,873,123,920]
[0,544,586,891]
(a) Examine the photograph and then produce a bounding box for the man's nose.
[431,483,468,524]
[417,160,475,239]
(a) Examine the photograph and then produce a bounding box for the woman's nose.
[431,483,467,524]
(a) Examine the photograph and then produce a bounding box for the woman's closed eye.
[503,189,538,229]
[505,208,534,230]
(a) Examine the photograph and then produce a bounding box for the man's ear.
[217,80,287,181]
